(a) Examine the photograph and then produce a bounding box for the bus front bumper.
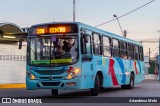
[26,76,87,90]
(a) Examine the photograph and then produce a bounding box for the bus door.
[81,32,94,88]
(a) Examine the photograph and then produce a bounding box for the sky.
[0,0,160,57]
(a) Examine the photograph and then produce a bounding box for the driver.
[54,45,63,59]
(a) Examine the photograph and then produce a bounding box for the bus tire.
[90,74,99,96]
[51,89,58,96]
[128,73,134,89]
[121,73,134,89]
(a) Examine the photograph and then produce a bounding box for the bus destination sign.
[33,24,77,35]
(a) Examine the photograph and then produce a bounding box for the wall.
[0,43,26,84]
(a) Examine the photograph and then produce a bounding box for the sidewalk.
[145,74,159,80]
[0,83,26,89]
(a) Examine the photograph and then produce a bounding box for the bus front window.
[28,35,78,66]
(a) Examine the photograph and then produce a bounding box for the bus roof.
[31,22,143,46]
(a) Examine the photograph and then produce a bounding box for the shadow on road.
[39,86,136,98]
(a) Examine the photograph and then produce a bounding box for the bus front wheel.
[51,89,58,96]
[90,74,99,96]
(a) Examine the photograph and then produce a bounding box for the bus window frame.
[92,32,102,56]
[102,35,112,57]
[81,29,92,62]
[27,33,80,67]
[134,45,139,60]
[119,40,128,59]
[112,38,120,57]
[128,43,134,60]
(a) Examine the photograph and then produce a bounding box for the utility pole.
[149,48,150,65]
[123,30,127,38]
[157,36,160,81]
[73,0,76,22]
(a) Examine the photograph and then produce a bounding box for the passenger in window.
[54,45,64,59]
[62,41,72,59]
[68,39,75,49]
[120,51,126,59]
[62,41,70,52]
[62,39,75,52]
[69,39,77,62]
[62,40,76,59]
[94,45,99,55]
[121,54,127,59]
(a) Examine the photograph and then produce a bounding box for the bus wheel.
[51,89,58,96]
[128,73,134,89]
[121,73,134,89]
[90,74,99,96]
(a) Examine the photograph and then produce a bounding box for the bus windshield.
[28,35,78,66]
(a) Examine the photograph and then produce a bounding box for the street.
[0,80,160,98]
[0,80,160,106]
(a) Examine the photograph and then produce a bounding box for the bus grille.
[41,82,60,86]
[34,70,66,75]
[39,77,63,80]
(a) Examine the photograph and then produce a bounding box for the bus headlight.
[27,71,37,80]
[66,68,80,79]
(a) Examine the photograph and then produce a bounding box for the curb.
[0,83,26,89]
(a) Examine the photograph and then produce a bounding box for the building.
[144,56,149,74]
[0,22,28,84]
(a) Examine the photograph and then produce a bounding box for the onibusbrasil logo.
[1,98,42,103]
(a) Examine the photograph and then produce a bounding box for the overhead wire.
[95,0,156,27]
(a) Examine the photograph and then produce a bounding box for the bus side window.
[81,34,91,55]
[103,36,111,57]
[135,45,139,60]
[112,39,120,57]
[140,46,144,61]
[128,43,134,59]
[120,41,128,59]
[92,33,101,55]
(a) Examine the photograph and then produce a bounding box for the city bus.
[26,22,144,96]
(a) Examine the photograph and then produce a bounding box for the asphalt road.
[0,80,160,105]
[1,80,160,97]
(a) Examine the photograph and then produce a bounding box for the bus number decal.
[36,28,45,34]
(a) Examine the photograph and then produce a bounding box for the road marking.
[0,83,26,89]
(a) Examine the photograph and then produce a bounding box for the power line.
[95,0,156,27]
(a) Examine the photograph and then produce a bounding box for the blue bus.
[26,22,144,96]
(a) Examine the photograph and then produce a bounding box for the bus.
[26,22,144,96]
